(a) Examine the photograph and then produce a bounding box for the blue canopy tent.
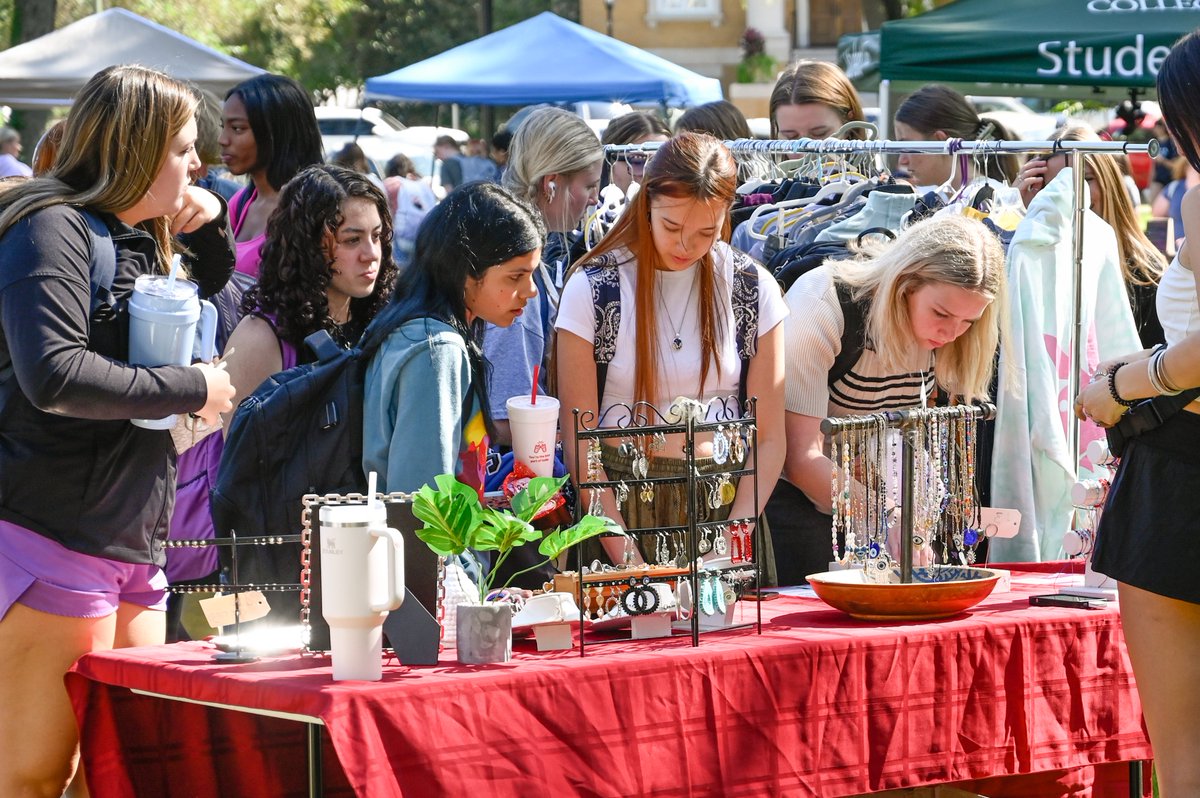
[364,12,722,106]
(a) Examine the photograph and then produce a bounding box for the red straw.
[531,365,539,405]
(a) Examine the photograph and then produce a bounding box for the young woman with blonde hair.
[485,106,603,445]
[556,132,787,567]
[0,64,236,796]
[766,215,1008,585]
[769,60,865,141]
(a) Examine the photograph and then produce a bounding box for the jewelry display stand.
[570,396,763,655]
[1060,438,1120,601]
[807,403,1002,621]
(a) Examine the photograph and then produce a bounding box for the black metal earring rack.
[570,395,763,655]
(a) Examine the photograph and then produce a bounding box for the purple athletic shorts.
[0,520,168,621]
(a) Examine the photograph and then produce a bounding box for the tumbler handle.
[369,525,406,613]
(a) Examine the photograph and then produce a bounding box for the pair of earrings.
[586,438,606,516]
[707,474,734,510]
[698,572,728,616]
[711,425,748,466]
[729,522,753,564]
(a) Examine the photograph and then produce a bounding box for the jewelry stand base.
[532,622,574,651]
[674,601,738,630]
[631,613,673,639]
[1058,562,1119,601]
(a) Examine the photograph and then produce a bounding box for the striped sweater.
[784,265,934,419]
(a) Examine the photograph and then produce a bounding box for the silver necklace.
[657,270,698,351]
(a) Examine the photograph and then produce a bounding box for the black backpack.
[210,302,410,602]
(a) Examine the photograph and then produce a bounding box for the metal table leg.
[307,722,323,797]
[1129,760,1144,798]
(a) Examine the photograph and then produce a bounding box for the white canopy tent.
[0,8,264,107]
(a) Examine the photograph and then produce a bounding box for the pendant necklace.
[658,270,698,351]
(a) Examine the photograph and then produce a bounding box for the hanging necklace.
[657,270,698,351]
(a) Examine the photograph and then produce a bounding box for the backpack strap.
[829,279,868,388]
[730,251,760,410]
[583,255,622,408]
[77,208,118,316]
[0,207,116,408]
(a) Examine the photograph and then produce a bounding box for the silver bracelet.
[1148,348,1183,396]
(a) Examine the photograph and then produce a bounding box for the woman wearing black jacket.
[0,66,236,796]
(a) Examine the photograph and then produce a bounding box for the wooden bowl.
[805,566,1001,621]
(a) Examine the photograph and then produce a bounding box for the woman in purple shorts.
[0,66,236,796]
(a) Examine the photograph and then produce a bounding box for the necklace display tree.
[570,396,762,655]
[808,404,1002,621]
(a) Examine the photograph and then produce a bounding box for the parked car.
[966,96,1065,142]
[501,101,627,138]
[314,106,467,180]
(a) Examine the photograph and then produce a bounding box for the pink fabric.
[68,569,1151,797]
[230,186,266,278]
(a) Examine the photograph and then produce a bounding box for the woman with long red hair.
[555,132,786,569]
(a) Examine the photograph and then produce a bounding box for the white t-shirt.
[555,241,787,420]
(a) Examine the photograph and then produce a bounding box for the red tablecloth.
[67,570,1151,798]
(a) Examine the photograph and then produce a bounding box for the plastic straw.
[165,253,182,295]
[367,470,378,507]
[531,365,539,405]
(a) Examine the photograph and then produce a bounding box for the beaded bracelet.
[1107,363,1139,408]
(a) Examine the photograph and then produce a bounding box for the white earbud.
[547,180,557,202]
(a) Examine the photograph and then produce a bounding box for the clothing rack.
[604,136,1158,475]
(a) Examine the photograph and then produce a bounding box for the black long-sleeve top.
[0,200,234,564]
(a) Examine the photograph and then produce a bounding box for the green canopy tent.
[879,0,1197,97]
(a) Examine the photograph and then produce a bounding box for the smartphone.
[1029,593,1108,610]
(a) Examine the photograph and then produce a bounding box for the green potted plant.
[412,473,620,663]
[736,27,778,85]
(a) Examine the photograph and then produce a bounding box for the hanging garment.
[990,168,1141,562]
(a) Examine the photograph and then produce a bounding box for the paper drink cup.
[506,395,560,477]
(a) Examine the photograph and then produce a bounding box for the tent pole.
[878,79,890,141]
[1069,153,1087,476]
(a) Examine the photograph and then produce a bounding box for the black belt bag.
[1107,387,1200,457]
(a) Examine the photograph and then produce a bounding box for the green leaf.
[411,477,482,556]
[509,475,568,524]
[478,512,542,553]
[538,515,623,559]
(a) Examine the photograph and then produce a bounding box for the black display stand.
[570,395,762,655]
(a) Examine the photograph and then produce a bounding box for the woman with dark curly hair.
[220,164,398,430]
